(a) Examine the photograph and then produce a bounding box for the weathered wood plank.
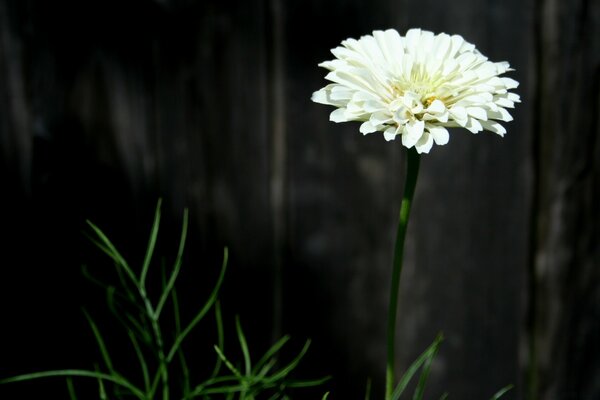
[527,0,600,398]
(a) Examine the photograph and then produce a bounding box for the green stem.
[385,148,421,400]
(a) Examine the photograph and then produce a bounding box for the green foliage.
[390,333,443,400]
[0,201,328,399]
[386,333,513,400]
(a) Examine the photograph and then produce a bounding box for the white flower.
[312,28,520,153]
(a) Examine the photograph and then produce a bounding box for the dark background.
[0,0,598,399]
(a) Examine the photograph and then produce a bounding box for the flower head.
[312,28,520,153]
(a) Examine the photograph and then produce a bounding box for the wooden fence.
[0,0,598,398]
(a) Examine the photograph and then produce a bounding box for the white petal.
[461,92,494,103]
[415,131,434,153]
[488,107,513,122]
[507,93,521,102]
[465,117,483,133]
[370,111,393,125]
[495,61,510,74]
[346,102,364,114]
[330,87,354,101]
[501,77,519,89]
[311,89,330,104]
[433,33,451,60]
[466,107,488,121]
[363,100,386,112]
[405,29,422,54]
[495,97,515,108]
[428,126,449,145]
[351,91,379,102]
[401,120,424,147]
[330,108,348,122]
[359,121,377,134]
[383,126,397,141]
[426,99,446,114]
[449,106,468,126]
[481,120,507,136]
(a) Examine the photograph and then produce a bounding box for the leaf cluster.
[0,200,328,400]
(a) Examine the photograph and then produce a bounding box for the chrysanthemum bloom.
[312,28,520,153]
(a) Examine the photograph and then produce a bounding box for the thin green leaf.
[210,301,224,379]
[439,393,449,400]
[266,392,281,400]
[413,333,442,400]
[66,377,77,400]
[111,256,140,306]
[81,264,109,290]
[105,286,149,345]
[86,220,138,286]
[322,393,330,400]
[490,384,514,400]
[283,376,332,388]
[148,364,166,399]
[140,199,162,289]
[200,385,247,395]
[127,329,150,393]
[253,335,291,374]
[155,208,188,319]
[255,358,277,379]
[122,309,153,346]
[213,345,242,378]
[172,287,190,396]
[167,247,228,362]
[264,340,311,383]
[365,377,372,400]
[82,265,142,316]
[391,333,443,400]
[0,370,144,400]
[185,375,242,398]
[235,316,252,376]
[94,365,108,400]
[83,310,115,375]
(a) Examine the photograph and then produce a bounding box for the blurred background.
[0,0,598,399]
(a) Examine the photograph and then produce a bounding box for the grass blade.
[66,377,77,400]
[155,208,189,319]
[0,370,145,399]
[172,287,191,396]
[490,384,514,400]
[94,365,108,400]
[167,247,228,362]
[412,332,442,400]
[185,375,242,398]
[365,378,372,400]
[283,376,332,388]
[83,310,115,375]
[140,199,162,290]
[264,340,311,383]
[127,329,150,393]
[86,221,138,286]
[253,335,291,374]
[213,345,242,378]
[106,286,151,345]
[391,333,443,400]
[210,301,225,379]
[235,316,252,376]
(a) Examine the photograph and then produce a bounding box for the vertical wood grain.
[527,0,600,398]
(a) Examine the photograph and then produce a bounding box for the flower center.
[390,78,439,109]
[423,96,438,108]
